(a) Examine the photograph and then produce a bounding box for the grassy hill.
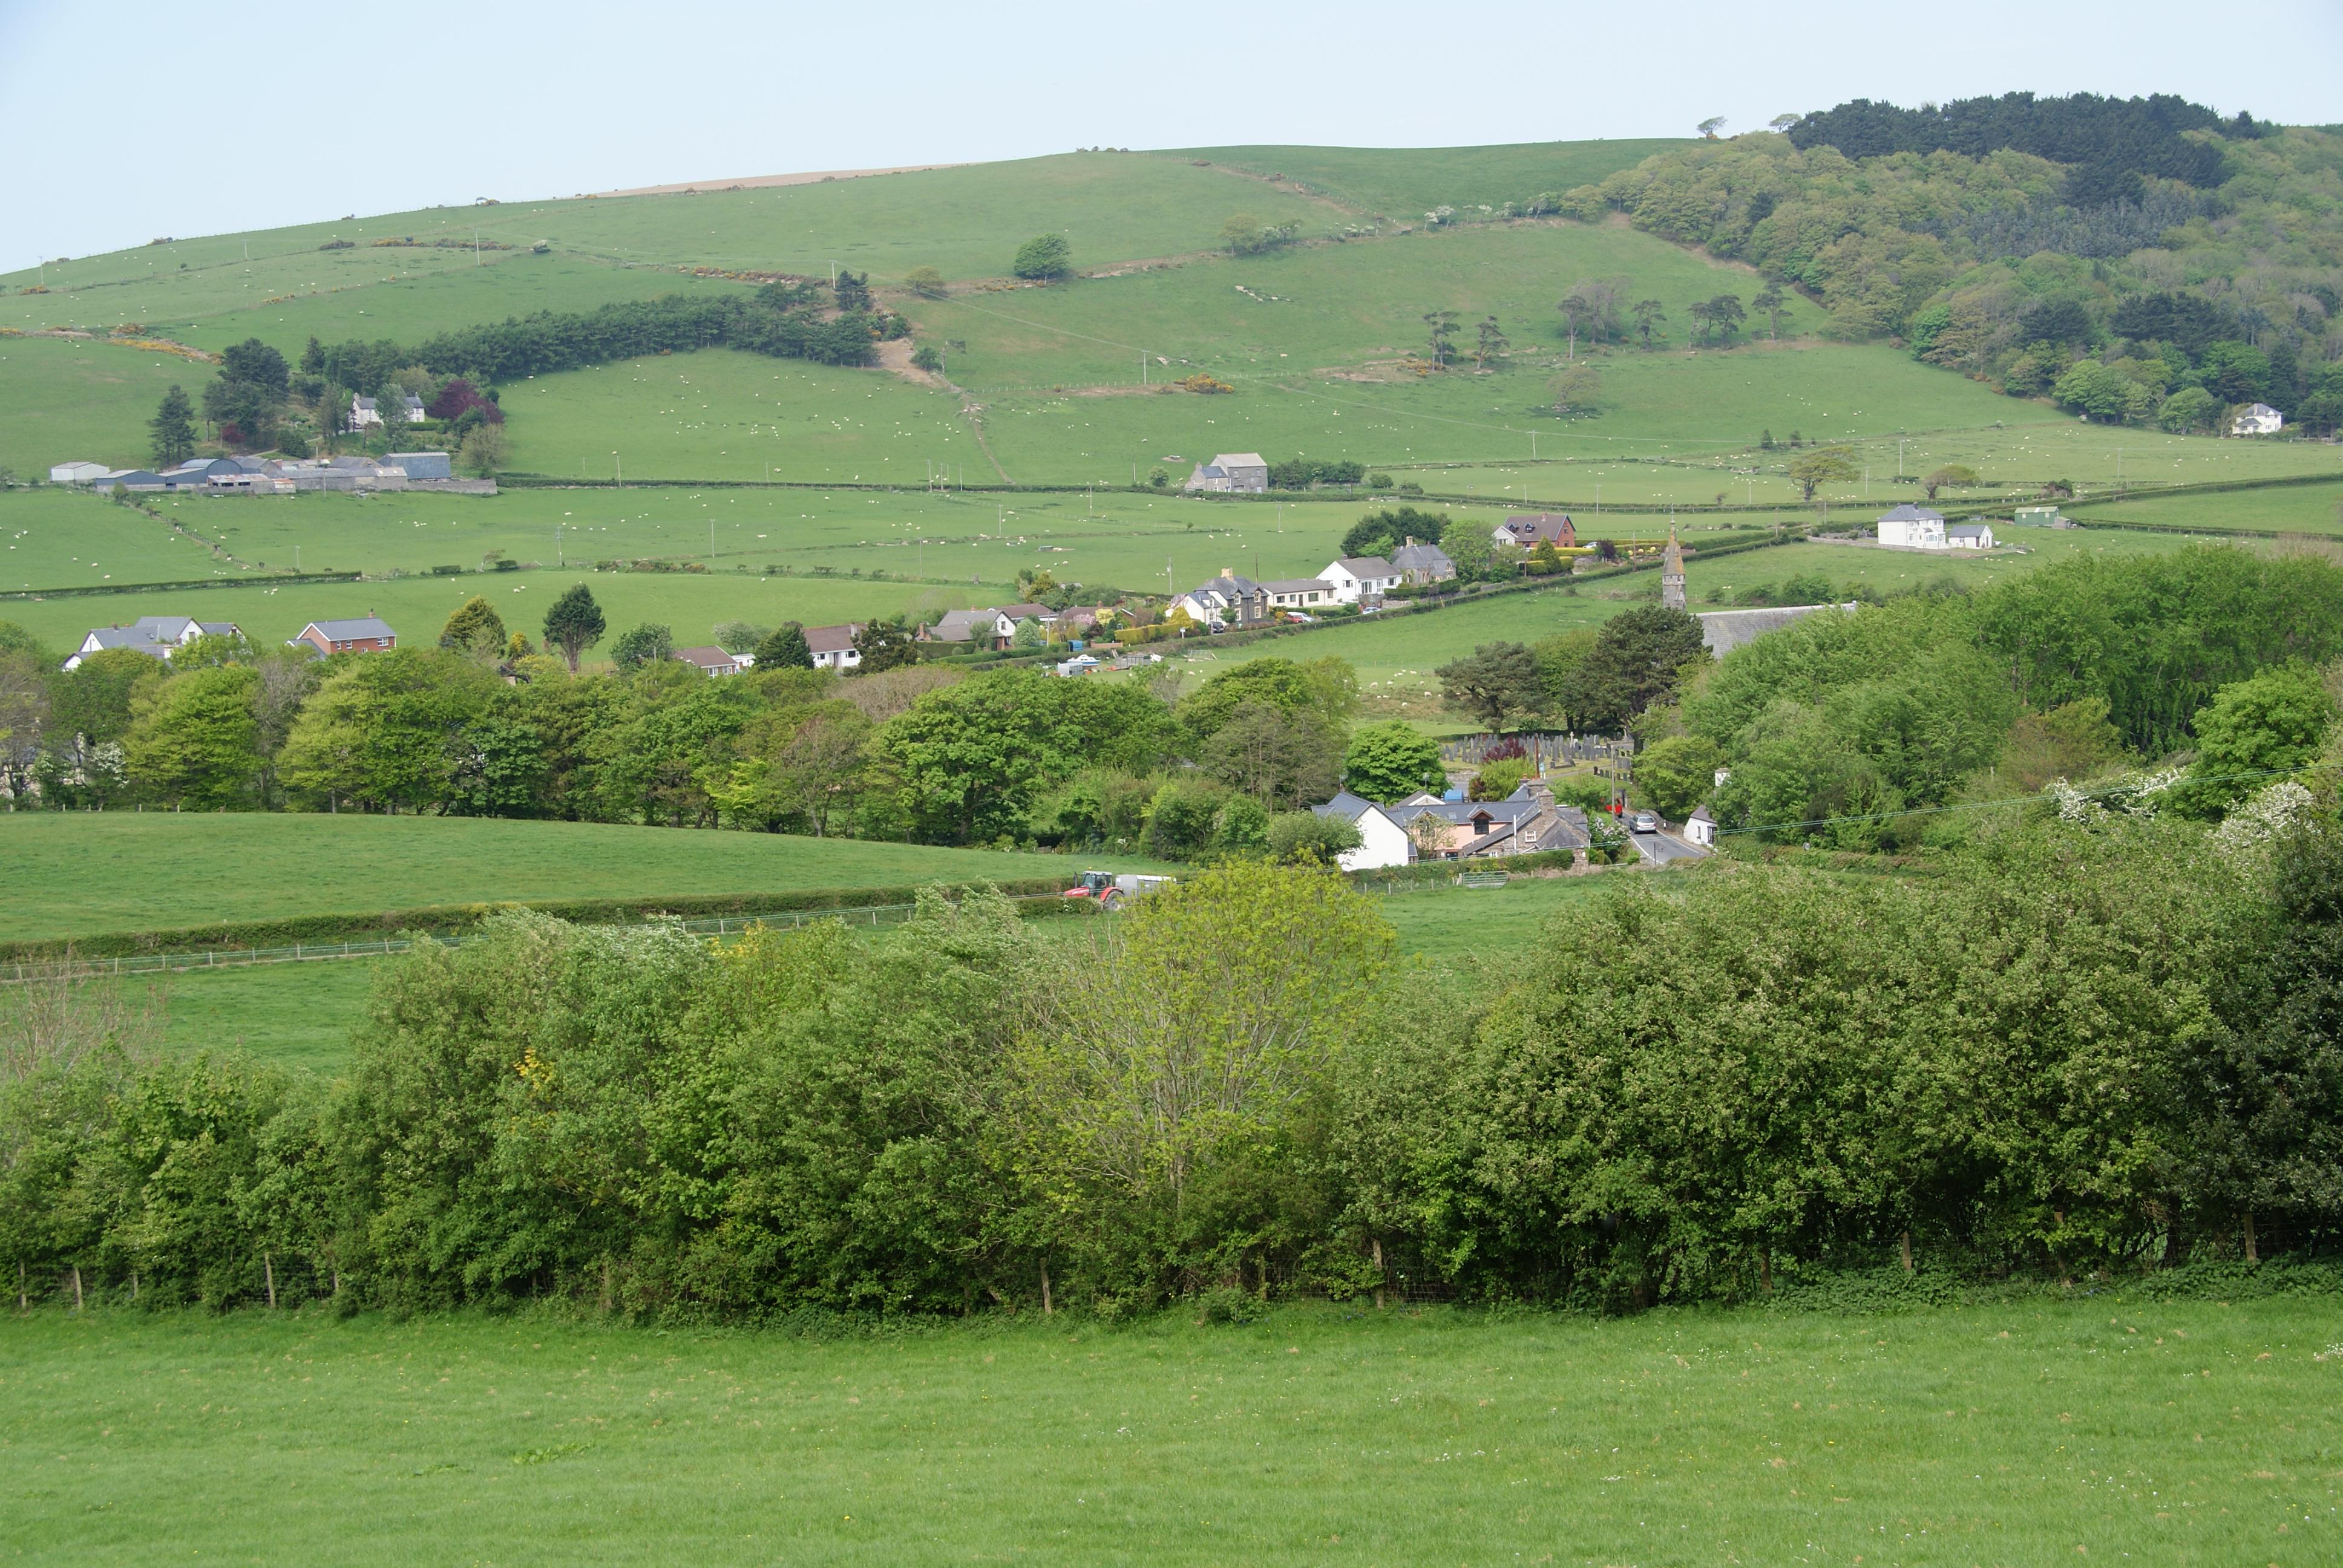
[1172,139,1688,217]
[0,813,1156,945]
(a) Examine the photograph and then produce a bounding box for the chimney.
[1219,567,1234,579]
[1404,536,1416,548]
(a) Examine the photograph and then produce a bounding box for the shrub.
[1011,234,1072,280]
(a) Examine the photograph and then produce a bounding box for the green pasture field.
[0,336,210,482]
[905,221,1755,395]
[157,958,383,1074]
[1173,139,1687,217]
[0,814,1155,946]
[0,563,985,659]
[1372,870,1616,961]
[502,348,974,485]
[0,487,249,593]
[4,1296,2336,1566]
[2069,478,2343,536]
[0,155,1342,332]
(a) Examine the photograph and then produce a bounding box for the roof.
[1391,541,1452,568]
[2243,402,2281,416]
[1212,452,1267,468]
[134,615,198,639]
[1261,577,1332,594]
[303,617,396,641]
[1697,604,1854,656]
[351,396,378,410]
[1877,503,1945,523]
[998,603,1055,621]
[1332,556,1397,578]
[1183,571,1264,599]
[1946,522,1993,538]
[1689,805,1715,824]
[79,626,169,657]
[1498,513,1575,543]
[930,607,1008,640]
[1311,789,1387,823]
[670,645,738,668]
[803,622,861,654]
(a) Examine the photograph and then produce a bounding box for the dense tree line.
[7,815,2342,1318]
[1786,92,2258,195]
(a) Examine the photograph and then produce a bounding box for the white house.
[1685,804,1717,848]
[63,614,242,670]
[805,623,863,670]
[1260,577,1335,612]
[1181,452,1269,493]
[48,460,108,485]
[1945,521,1996,549]
[2232,402,2284,436]
[1876,503,1947,550]
[1320,555,1399,604]
[1309,790,1414,871]
[347,396,381,430]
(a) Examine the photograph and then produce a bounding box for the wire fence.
[0,904,940,985]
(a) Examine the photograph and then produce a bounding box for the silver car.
[1631,811,1657,833]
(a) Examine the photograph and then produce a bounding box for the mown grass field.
[0,814,1162,945]
[2070,479,2343,537]
[3,1295,2336,1566]
[0,486,250,593]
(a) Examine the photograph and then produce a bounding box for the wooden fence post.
[72,1266,84,1312]
[264,1253,277,1309]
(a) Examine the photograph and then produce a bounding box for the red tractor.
[1061,871,1174,910]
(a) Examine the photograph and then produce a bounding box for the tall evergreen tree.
[541,584,608,672]
[753,624,814,671]
[149,385,197,468]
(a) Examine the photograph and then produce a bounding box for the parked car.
[1631,811,1657,833]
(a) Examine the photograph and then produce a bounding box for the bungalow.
[48,460,108,485]
[1308,789,1414,871]
[2232,402,2284,437]
[293,615,397,655]
[1876,503,1947,550]
[670,644,744,677]
[1261,577,1335,612]
[1493,512,1576,549]
[1945,521,1996,550]
[1685,804,1717,848]
[1391,538,1455,584]
[1181,452,1270,494]
[1319,556,1399,604]
[804,622,863,671]
[1173,569,1270,629]
[925,608,1016,649]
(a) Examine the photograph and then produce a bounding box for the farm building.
[1876,503,1947,549]
[385,451,454,480]
[1181,452,1269,494]
[48,460,108,485]
[1308,791,1414,871]
[1946,521,1996,549]
[1319,557,1398,604]
[293,616,397,656]
[804,624,863,671]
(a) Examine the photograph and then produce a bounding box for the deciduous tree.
[542,584,608,672]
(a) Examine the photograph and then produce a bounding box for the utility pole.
[557,522,563,567]
[473,227,480,265]
[710,518,715,562]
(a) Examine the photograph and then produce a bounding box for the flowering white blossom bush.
[2211,779,2317,858]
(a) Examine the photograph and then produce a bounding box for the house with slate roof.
[804,624,863,671]
[1391,538,1455,584]
[1876,503,1947,550]
[63,614,243,670]
[293,616,397,655]
[924,608,1015,648]
[1493,513,1576,549]
[1173,569,1270,629]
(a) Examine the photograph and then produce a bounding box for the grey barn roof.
[1696,603,1856,658]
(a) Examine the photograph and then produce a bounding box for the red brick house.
[293,616,397,655]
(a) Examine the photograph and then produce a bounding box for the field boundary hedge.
[0,570,361,604]
[0,875,1088,962]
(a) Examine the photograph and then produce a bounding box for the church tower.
[1660,521,1686,611]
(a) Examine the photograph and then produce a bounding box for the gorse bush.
[9,826,2343,1319]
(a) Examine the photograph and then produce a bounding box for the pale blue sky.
[2,0,2336,263]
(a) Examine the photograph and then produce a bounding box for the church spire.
[1660,520,1686,611]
